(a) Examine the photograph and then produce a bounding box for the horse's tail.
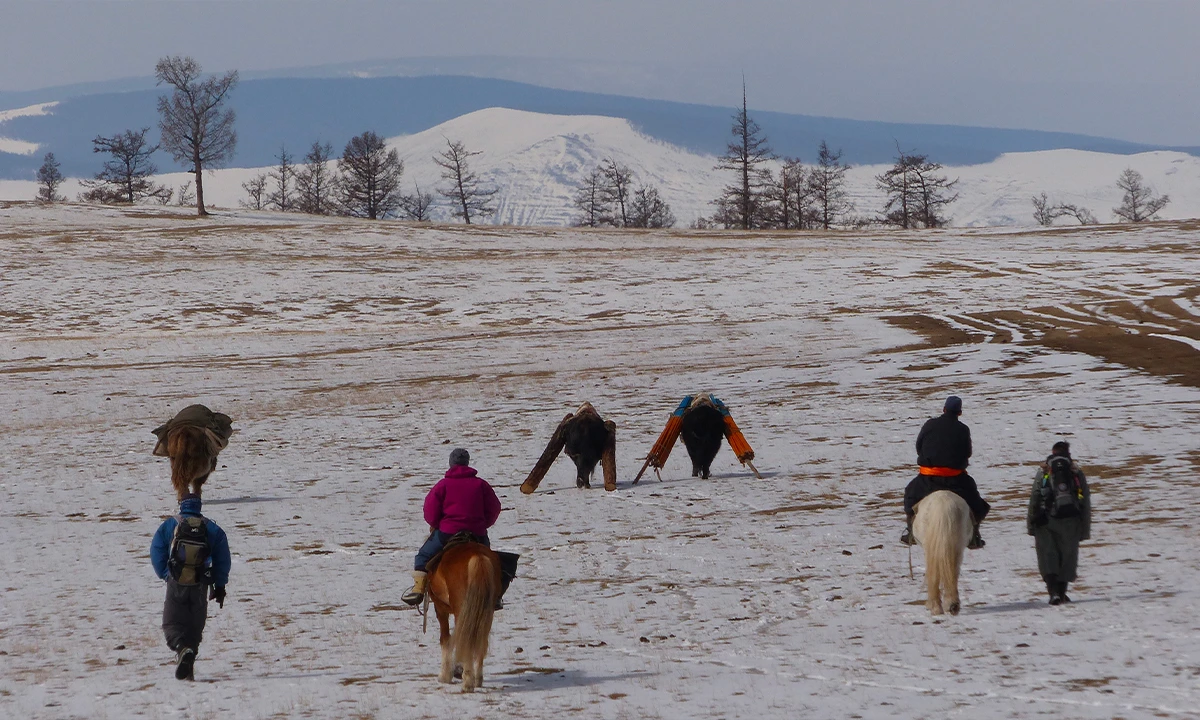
[454,553,497,666]
[916,491,972,613]
[166,425,216,499]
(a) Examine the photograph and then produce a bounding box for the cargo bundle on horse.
[634,393,760,483]
[521,402,617,493]
[152,404,233,500]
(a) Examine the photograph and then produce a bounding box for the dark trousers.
[163,580,209,652]
[414,530,490,571]
[904,472,991,520]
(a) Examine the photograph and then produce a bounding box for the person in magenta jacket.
[402,448,501,605]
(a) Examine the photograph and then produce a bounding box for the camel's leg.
[437,607,454,684]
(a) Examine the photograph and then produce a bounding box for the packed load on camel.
[521,402,617,493]
[152,404,234,500]
[634,393,759,483]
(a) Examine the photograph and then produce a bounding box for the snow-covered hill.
[3,107,1198,227]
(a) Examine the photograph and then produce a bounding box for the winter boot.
[899,513,916,546]
[1045,575,1062,605]
[175,647,196,681]
[402,571,427,606]
[967,520,985,550]
[1056,581,1071,604]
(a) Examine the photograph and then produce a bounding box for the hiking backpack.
[1042,456,1082,519]
[168,515,212,585]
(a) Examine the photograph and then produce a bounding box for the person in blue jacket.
[150,493,231,680]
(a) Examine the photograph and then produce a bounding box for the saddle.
[426,532,520,589]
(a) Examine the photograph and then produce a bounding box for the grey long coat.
[1027,460,1092,582]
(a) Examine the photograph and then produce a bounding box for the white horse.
[913,490,973,615]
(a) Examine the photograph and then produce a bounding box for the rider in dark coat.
[1028,440,1091,605]
[901,396,991,548]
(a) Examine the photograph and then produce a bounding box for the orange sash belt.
[919,466,963,477]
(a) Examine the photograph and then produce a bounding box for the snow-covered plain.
[3,107,1199,228]
[1,202,1198,719]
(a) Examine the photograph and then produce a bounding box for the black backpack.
[1041,456,1082,519]
[169,515,212,585]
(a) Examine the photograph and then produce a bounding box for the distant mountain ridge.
[2,75,1197,180]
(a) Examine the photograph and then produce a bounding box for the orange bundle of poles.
[648,414,683,468]
[722,414,755,464]
[634,397,692,483]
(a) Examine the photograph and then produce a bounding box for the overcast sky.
[3,0,1198,145]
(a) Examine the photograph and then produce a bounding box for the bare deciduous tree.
[78,127,167,204]
[295,141,336,215]
[910,157,958,228]
[266,145,294,212]
[572,167,607,227]
[1058,203,1097,225]
[399,182,435,221]
[627,185,676,228]
[337,131,404,219]
[765,158,811,229]
[176,181,195,207]
[241,173,269,210]
[1031,192,1060,226]
[1113,168,1169,222]
[600,158,634,227]
[877,146,922,229]
[435,138,497,225]
[155,56,238,216]
[713,83,774,229]
[808,141,852,229]
[35,152,65,203]
[1032,192,1097,226]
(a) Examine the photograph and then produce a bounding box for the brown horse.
[427,542,501,692]
[152,405,232,500]
[164,425,222,500]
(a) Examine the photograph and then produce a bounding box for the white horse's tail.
[914,490,973,615]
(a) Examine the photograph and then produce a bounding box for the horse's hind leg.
[926,564,944,615]
[946,564,961,615]
[436,608,454,684]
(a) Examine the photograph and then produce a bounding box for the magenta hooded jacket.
[423,465,502,536]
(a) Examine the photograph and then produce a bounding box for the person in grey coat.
[1027,441,1091,605]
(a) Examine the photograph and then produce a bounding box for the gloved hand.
[210,585,226,608]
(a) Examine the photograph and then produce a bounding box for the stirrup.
[968,531,985,550]
[900,527,916,546]
[401,589,424,606]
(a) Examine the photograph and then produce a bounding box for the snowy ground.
[1,202,1198,719]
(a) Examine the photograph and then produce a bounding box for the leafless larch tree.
[435,138,497,225]
[155,56,238,216]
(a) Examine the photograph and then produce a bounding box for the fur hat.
[943,395,963,414]
[449,448,470,467]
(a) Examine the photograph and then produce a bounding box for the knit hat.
[179,494,202,515]
[449,448,470,467]
[1051,440,1071,458]
[943,395,963,414]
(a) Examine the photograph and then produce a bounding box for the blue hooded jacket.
[150,496,231,587]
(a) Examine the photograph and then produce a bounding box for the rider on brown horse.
[901,396,990,549]
[403,448,502,606]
